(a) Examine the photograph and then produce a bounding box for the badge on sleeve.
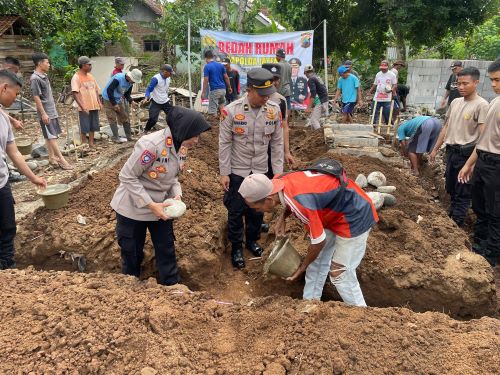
[140,150,156,165]
[220,107,228,120]
[148,171,158,179]
[161,149,168,157]
[166,136,173,147]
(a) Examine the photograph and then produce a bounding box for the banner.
[200,29,314,110]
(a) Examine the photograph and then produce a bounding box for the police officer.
[289,57,308,105]
[219,68,284,269]
[111,107,211,285]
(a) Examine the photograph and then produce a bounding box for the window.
[144,40,161,52]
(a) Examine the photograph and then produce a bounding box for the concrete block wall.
[406,59,496,109]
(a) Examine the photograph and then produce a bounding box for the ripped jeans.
[303,229,369,306]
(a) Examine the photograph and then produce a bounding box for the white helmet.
[126,68,143,83]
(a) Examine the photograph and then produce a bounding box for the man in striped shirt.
[239,172,378,306]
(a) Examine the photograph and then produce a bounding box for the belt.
[478,150,500,165]
[446,143,475,152]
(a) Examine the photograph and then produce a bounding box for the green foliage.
[466,15,500,60]
[4,0,129,59]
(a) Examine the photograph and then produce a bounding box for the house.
[0,16,35,73]
[104,0,163,56]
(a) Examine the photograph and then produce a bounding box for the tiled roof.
[142,0,163,16]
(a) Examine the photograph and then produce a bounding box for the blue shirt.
[102,73,133,104]
[337,74,360,103]
[203,61,226,90]
[397,116,432,140]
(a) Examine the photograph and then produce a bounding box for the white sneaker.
[112,136,127,144]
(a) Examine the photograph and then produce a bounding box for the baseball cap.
[238,174,285,203]
[450,60,463,68]
[262,63,281,78]
[343,60,353,66]
[379,60,389,69]
[161,64,175,75]
[223,57,231,64]
[247,68,276,96]
[393,60,405,67]
[78,56,92,65]
[276,49,286,58]
[126,68,143,83]
[338,65,349,74]
[115,57,125,65]
[304,64,314,73]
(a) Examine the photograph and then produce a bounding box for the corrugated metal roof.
[0,16,20,36]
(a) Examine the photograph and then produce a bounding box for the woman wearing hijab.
[110,107,211,285]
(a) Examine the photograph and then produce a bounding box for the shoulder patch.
[140,150,156,165]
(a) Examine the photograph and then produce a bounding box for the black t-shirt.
[307,75,329,104]
[445,74,461,104]
[226,70,239,95]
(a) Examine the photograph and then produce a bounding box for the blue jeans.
[303,229,369,306]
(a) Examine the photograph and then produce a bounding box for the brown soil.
[0,268,499,375]
[15,122,497,317]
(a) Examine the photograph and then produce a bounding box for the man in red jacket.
[239,172,378,306]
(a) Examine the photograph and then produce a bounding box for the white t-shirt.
[0,108,15,189]
[373,71,397,102]
[390,68,399,80]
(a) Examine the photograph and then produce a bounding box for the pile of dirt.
[14,125,496,317]
[0,268,498,375]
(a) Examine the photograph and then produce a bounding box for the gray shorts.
[408,118,442,154]
[208,88,226,115]
[78,110,100,133]
[39,118,62,140]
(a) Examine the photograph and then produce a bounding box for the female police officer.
[111,107,210,285]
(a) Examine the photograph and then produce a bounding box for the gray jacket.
[111,127,182,221]
[219,96,284,178]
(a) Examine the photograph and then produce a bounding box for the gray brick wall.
[406,59,496,109]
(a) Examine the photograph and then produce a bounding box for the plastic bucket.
[263,237,302,278]
[37,184,71,209]
[16,137,33,155]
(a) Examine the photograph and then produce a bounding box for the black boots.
[231,246,245,269]
[246,241,263,257]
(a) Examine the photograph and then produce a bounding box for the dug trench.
[14,123,497,318]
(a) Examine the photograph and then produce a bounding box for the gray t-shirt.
[30,71,58,119]
[0,108,15,188]
[278,61,292,97]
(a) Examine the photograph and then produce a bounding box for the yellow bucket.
[16,137,33,155]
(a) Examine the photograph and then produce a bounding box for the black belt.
[446,143,475,155]
[478,150,500,165]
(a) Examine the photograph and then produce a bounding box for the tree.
[218,0,230,31]
[236,0,248,32]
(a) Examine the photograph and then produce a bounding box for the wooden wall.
[0,34,35,73]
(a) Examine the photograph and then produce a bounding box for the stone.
[31,145,48,158]
[355,174,368,188]
[377,186,396,193]
[37,160,49,167]
[366,192,384,211]
[367,171,387,187]
[381,193,397,207]
[23,154,33,161]
[141,367,158,375]
[94,132,101,140]
[379,147,398,157]
[26,161,38,171]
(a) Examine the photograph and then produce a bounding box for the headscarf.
[166,106,211,152]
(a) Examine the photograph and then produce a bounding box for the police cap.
[276,49,286,58]
[262,63,281,78]
[247,68,276,96]
[289,57,301,66]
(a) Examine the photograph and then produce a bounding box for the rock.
[355,174,368,188]
[7,163,16,171]
[376,185,396,193]
[26,161,38,171]
[140,367,157,375]
[94,133,102,140]
[263,362,286,375]
[367,171,387,187]
[73,138,82,146]
[31,145,48,158]
[23,154,33,161]
[101,134,109,139]
[381,193,396,206]
[379,147,398,157]
[366,192,384,210]
[37,159,49,167]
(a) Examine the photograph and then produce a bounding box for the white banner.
[200,29,314,110]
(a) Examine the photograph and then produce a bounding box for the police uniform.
[219,68,284,268]
[289,57,308,104]
[110,125,186,285]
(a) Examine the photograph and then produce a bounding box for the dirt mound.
[15,126,496,317]
[0,269,498,375]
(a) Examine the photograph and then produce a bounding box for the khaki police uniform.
[219,68,284,265]
[111,126,182,285]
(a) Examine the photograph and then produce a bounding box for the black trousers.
[0,183,16,269]
[445,145,474,226]
[223,174,263,247]
[471,151,500,261]
[116,212,180,285]
[144,100,172,132]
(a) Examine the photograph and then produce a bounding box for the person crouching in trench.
[110,107,211,285]
[238,173,378,306]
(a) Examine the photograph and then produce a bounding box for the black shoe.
[246,241,263,257]
[231,248,245,269]
[261,223,270,233]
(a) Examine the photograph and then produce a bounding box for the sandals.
[58,162,74,170]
